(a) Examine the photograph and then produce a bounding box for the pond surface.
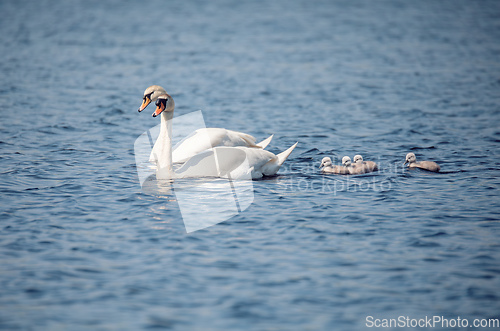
[1,0,499,329]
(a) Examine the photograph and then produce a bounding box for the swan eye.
[155,98,167,107]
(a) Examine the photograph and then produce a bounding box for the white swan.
[404,153,440,172]
[151,94,297,180]
[319,157,349,175]
[139,85,273,163]
[353,154,378,174]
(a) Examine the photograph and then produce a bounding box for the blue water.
[1,0,500,329]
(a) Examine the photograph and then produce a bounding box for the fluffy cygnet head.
[404,152,416,165]
[353,155,363,163]
[320,157,332,169]
[342,156,352,167]
[139,85,167,112]
[153,94,175,117]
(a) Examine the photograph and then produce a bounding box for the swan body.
[139,85,273,163]
[319,157,350,175]
[151,93,297,180]
[175,143,297,179]
[404,153,440,172]
[151,128,273,164]
[352,154,378,174]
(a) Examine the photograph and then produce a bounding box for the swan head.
[353,155,363,163]
[152,94,175,117]
[404,152,416,165]
[138,85,167,112]
[320,157,332,169]
[342,156,351,167]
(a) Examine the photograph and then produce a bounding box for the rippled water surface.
[1,0,500,330]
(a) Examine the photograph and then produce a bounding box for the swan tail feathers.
[256,134,273,149]
[237,132,259,148]
[277,142,298,166]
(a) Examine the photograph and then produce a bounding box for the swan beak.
[138,97,151,112]
[152,103,165,117]
[404,160,409,165]
[319,163,324,169]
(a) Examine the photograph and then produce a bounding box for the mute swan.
[319,157,350,175]
[139,85,273,163]
[353,155,378,174]
[404,153,440,172]
[151,94,297,180]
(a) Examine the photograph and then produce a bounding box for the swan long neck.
[157,110,174,178]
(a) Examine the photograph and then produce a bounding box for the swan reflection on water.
[141,174,254,233]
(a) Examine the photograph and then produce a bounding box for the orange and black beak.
[152,99,166,117]
[138,95,151,112]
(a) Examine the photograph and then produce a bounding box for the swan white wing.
[234,148,278,179]
[150,126,270,164]
[174,149,225,178]
[171,129,214,164]
[175,147,255,179]
[173,144,297,180]
[216,129,258,147]
[226,142,297,178]
[172,128,259,164]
